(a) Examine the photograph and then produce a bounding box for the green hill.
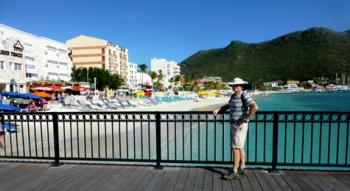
[180,27,350,82]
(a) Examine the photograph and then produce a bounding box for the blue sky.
[1,0,349,68]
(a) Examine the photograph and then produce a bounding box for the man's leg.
[233,148,240,174]
[0,134,4,148]
[240,148,245,167]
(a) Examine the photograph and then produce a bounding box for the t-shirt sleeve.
[243,93,254,108]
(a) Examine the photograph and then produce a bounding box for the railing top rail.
[1,111,350,115]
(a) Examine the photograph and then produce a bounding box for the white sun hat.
[228,77,248,86]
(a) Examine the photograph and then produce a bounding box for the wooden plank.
[309,173,335,191]
[212,168,223,191]
[193,168,205,191]
[164,167,182,190]
[77,165,130,191]
[246,170,263,191]
[239,172,253,191]
[298,173,324,191]
[336,175,350,188]
[134,167,157,191]
[116,166,144,191]
[1,162,350,191]
[271,173,292,191]
[6,164,73,191]
[144,168,169,191]
[230,175,242,191]
[94,165,133,191]
[203,168,213,191]
[221,169,233,191]
[156,168,175,191]
[280,172,302,191]
[183,168,198,191]
[173,167,190,191]
[283,172,311,191]
[1,164,51,191]
[259,171,284,191]
[126,167,155,191]
[31,165,79,191]
[253,171,272,191]
[322,175,349,191]
[37,165,91,191]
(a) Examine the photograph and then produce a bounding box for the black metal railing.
[0,111,349,170]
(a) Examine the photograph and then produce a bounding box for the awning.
[0,104,21,111]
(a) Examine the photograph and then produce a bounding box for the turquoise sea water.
[158,92,350,169]
[254,92,350,111]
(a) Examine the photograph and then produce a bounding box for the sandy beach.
[0,96,229,158]
[48,96,229,112]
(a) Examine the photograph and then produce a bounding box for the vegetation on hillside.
[181,27,350,82]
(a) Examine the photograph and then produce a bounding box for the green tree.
[71,67,123,90]
[150,71,158,82]
[138,64,148,85]
[157,70,163,82]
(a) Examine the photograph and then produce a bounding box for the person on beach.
[213,77,259,180]
[0,115,4,149]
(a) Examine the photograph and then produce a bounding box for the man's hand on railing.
[213,108,220,116]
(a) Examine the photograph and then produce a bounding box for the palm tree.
[157,70,163,82]
[138,64,148,85]
[150,71,157,82]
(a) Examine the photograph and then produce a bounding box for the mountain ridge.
[180,27,350,82]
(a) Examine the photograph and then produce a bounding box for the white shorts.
[230,122,248,149]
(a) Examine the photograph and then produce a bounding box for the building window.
[0,61,4,69]
[47,46,57,52]
[14,63,21,71]
[0,50,10,55]
[58,49,66,54]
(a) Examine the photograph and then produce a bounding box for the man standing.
[213,78,259,179]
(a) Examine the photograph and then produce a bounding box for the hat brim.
[228,82,247,86]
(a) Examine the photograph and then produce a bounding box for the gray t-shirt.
[220,91,254,122]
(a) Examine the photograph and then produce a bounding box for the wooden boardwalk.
[0,162,349,191]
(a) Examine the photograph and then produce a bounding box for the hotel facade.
[66,35,129,80]
[0,24,72,92]
[127,62,138,89]
[151,57,180,88]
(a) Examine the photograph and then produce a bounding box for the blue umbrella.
[0,104,21,111]
[0,92,20,97]
[20,93,43,100]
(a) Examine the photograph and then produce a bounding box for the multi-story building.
[0,24,72,92]
[66,35,129,80]
[151,57,180,88]
[38,37,72,82]
[127,62,138,88]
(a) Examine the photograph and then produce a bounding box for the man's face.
[232,85,243,93]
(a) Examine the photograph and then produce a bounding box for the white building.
[136,72,152,87]
[38,37,72,82]
[0,24,72,92]
[126,62,138,88]
[151,57,180,88]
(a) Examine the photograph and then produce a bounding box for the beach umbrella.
[0,104,21,111]
[0,92,21,98]
[31,87,53,91]
[20,93,43,100]
[33,91,53,99]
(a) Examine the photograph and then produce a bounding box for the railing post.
[52,113,60,167]
[155,112,163,169]
[270,111,279,172]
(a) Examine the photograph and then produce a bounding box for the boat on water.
[313,85,326,92]
[281,84,304,93]
[327,84,350,92]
